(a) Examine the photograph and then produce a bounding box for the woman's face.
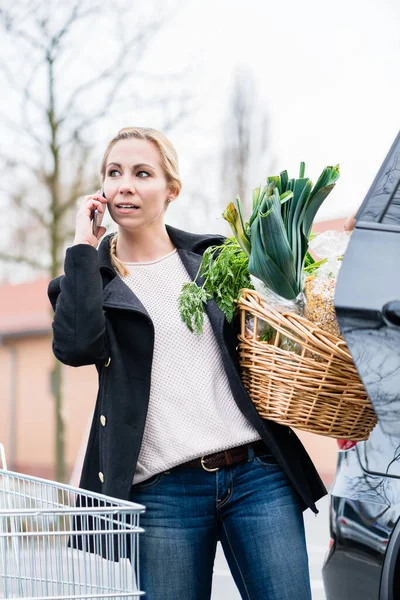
[103,138,175,231]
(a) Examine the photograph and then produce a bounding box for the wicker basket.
[237,288,377,440]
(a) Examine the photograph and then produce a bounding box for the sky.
[144,0,400,228]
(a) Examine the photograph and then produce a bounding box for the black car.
[322,131,400,600]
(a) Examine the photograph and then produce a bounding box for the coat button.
[105,357,111,367]
[100,415,106,427]
[98,472,104,483]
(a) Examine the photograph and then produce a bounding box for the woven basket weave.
[237,288,377,440]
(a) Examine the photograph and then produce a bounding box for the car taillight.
[329,538,334,549]
[337,439,358,451]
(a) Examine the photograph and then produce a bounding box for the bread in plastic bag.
[304,230,350,338]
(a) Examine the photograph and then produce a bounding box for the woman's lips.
[114,204,140,214]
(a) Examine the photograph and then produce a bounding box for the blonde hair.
[109,234,129,277]
[101,127,182,277]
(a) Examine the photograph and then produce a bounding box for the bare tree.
[220,64,274,218]
[0,0,192,481]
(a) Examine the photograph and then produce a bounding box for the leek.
[223,163,340,300]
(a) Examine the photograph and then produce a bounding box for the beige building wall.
[1,335,97,480]
[16,337,55,472]
[0,345,11,467]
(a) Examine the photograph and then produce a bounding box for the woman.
[48,127,326,600]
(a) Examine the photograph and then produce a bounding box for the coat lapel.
[97,228,226,332]
[97,234,149,318]
[102,275,150,317]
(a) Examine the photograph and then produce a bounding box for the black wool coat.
[48,225,326,513]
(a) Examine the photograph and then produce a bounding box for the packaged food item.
[304,230,350,338]
[304,273,340,337]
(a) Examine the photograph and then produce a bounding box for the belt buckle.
[200,456,219,472]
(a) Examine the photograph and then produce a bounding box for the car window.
[356,131,400,227]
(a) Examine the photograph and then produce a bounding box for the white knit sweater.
[120,249,260,484]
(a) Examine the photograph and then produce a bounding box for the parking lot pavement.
[304,495,330,600]
[212,495,330,600]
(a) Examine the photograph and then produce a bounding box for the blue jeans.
[129,446,311,600]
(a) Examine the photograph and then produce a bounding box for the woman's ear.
[167,185,179,203]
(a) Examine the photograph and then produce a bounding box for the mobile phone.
[92,187,106,237]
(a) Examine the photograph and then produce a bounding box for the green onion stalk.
[223,163,340,303]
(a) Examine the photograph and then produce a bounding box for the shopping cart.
[0,444,145,599]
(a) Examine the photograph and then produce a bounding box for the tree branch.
[57,143,92,217]
[21,61,47,113]
[0,252,47,271]
[161,101,194,133]
[62,70,133,143]
[61,11,167,117]
[0,183,50,229]
[0,154,41,179]
[0,60,45,114]
[0,15,47,52]
[0,2,41,30]
[27,205,50,229]
[0,110,47,151]
[48,1,80,53]
[13,198,50,229]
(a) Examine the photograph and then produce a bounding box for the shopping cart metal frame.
[0,444,146,599]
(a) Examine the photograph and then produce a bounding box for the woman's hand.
[73,191,108,248]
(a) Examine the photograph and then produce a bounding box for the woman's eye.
[108,169,120,177]
[137,170,151,178]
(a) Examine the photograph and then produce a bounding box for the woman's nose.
[118,180,136,194]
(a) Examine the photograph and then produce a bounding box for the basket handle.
[0,443,7,470]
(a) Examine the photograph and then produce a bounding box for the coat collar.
[99,226,226,333]
[98,225,225,273]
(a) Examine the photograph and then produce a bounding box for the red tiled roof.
[0,277,51,336]
[0,218,349,336]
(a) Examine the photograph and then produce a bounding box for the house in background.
[0,218,348,485]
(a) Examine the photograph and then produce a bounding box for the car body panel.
[358,422,400,478]
[323,131,400,600]
[323,435,400,599]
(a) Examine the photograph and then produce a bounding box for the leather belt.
[179,440,268,472]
